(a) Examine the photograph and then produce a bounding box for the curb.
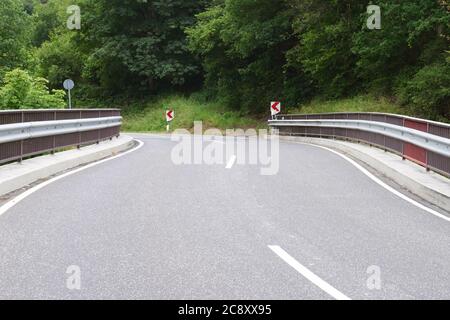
[278,135,450,213]
[0,135,135,197]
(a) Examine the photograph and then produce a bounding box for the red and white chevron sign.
[166,110,174,122]
[271,101,281,116]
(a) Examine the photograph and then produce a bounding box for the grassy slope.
[288,95,409,115]
[122,94,411,132]
[121,95,264,132]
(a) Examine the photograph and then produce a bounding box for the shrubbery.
[0,68,66,109]
[397,61,450,120]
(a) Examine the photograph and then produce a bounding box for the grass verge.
[288,95,410,115]
[121,95,265,133]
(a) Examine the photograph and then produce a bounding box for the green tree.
[187,0,305,113]
[36,32,83,89]
[352,0,450,92]
[0,0,32,79]
[0,68,65,109]
[397,61,450,119]
[287,0,367,98]
[30,0,72,47]
[78,0,208,94]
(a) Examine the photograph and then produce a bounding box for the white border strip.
[0,139,144,217]
[302,142,450,222]
[269,245,351,300]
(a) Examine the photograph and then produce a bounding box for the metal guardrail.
[0,109,122,164]
[269,112,450,177]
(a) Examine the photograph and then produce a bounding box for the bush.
[0,69,66,109]
[36,32,83,89]
[27,77,66,108]
[397,61,450,119]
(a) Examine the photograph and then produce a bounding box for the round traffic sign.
[63,79,75,90]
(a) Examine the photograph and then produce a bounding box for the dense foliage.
[77,0,208,95]
[186,0,305,112]
[0,68,65,109]
[0,0,448,119]
[0,0,32,78]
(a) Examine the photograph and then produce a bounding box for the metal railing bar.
[269,119,450,158]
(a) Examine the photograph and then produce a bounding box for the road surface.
[0,135,449,299]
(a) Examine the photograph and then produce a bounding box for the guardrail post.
[19,140,23,164]
[51,110,56,154]
[78,110,82,148]
[426,122,430,170]
[401,118,405,160]
[97,111,101,144]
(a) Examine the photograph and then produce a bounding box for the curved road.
[0,135,449,299]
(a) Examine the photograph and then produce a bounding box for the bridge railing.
[269,112,450,177]
[0,109,122,164]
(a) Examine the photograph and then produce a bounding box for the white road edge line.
[301,142,450,222]
[0,139,145,217]
[268,245,351,301]
[226,155,237,169]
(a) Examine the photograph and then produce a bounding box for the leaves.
[0,0,32,78]
[187,0,302,113]
[0,68,65,109]
[78,0,208,92]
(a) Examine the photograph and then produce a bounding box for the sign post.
[271,101,281,119]
[166,109,174,132]
[63,79,75,109]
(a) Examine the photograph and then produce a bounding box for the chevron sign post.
[166,110,174,122]
[271,101,281,117]
[166,110,174,132]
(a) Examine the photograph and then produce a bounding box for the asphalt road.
[0,134,449,300]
